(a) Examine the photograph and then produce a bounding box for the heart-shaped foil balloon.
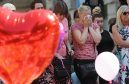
[0,7,59,84]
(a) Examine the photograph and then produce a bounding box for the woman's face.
[79,10,91,20]
[56,14,64,22]
[34,3,44,9]
[120,8,129,25]
[94,17,103,28]
[79,10,92,25]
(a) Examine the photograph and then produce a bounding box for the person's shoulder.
[62,18,68,24]
[102,30,110,34]
[103,29,108,32]
[71,23,82,30]
[103,29,112,36]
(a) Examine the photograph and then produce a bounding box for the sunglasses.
[123,12,129,15]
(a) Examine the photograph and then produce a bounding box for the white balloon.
[95,52,120,81]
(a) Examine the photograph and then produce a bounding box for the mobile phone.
[85,15,92,20]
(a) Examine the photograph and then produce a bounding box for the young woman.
[53,1,74,84]
[32,1,73,84]
[92,13,115,84]
[71,5,101,84]
[112,5,129,84]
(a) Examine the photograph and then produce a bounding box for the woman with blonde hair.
[112,5,129,47]
[71,5,101,84]
[111,5,129,84]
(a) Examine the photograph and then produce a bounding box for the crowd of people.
[0,0,129,84]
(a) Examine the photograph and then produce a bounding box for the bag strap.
[60,59,71,79]
[64,40,72,60]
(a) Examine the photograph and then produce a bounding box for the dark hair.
[73,9,79,19]
[119,0,128,5]
[108,18,116,33]
[30,0,46,9]
[92,13,103,21]
[30,1,35,9]
[66,13,72,28]
[53,1,68,17]
[35,0,42,3]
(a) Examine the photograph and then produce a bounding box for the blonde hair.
[116,5,129,30]
[78,5,91,13]
[92,6,101,15]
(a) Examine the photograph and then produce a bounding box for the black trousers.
[73,59,97,84]
[99,76,109,84]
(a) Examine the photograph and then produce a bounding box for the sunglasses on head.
[123,12,129,15]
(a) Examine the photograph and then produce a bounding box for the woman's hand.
[92,21,100,29]
[83,15,92,27]
[68,50,74,56]
[89,21,101,45]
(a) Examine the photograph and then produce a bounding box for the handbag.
[79,62,97,79]
[53,57,71,80]
[53,41,72,80]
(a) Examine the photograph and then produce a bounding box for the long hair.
[53,0,68,17]
[73,9,79,19]
[116,5,129,30]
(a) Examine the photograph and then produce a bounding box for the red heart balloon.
[0,7,59,84]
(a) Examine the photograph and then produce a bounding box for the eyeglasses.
[123,12,129,15]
